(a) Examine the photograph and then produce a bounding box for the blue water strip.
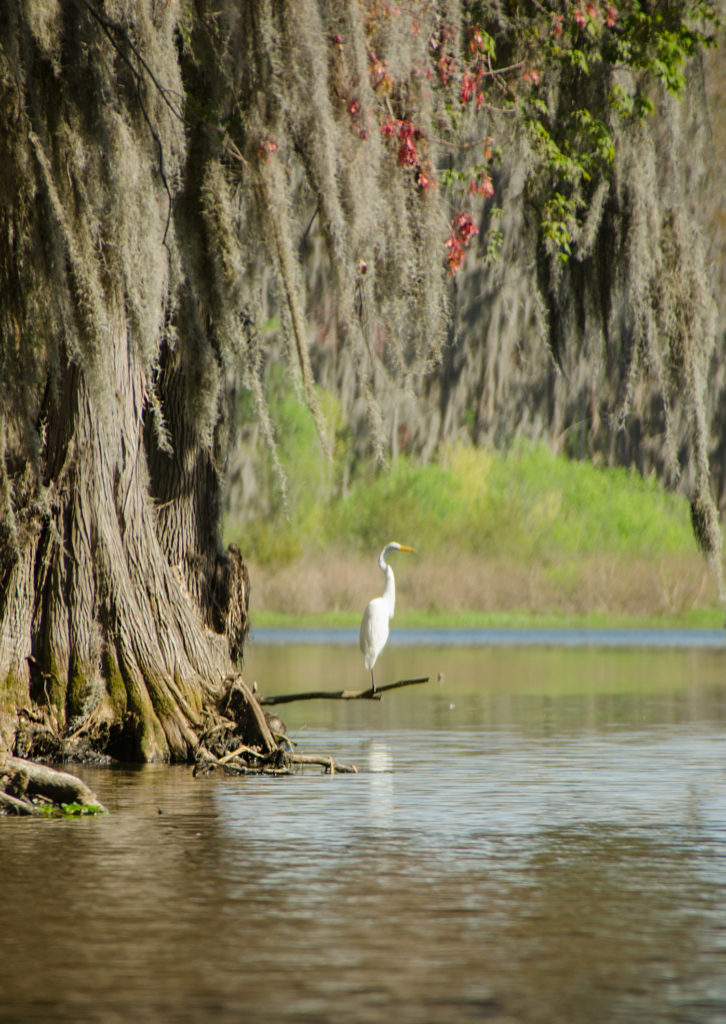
[250,626,726,649]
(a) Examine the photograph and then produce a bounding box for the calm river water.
[3,630,726,1023]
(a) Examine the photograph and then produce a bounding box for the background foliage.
[226,382,697,565]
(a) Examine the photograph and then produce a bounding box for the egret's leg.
[370,669,376,694]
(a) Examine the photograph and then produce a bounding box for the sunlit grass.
[250,606,724,631]
[228,437,697,563]
[332,442,695,559]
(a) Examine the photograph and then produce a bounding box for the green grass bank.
[226,439,722,627]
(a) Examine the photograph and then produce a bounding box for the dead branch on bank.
[258,676,430,706]
[0,754,107,816]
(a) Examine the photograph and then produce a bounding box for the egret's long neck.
[379,556,396,619]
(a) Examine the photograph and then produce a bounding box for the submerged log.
[258,676,430,706]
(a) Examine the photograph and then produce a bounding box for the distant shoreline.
[248,622,726,649]
[244,549,722,631]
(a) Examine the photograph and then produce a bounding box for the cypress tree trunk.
[0,2,253,761]
[1,333,225,760]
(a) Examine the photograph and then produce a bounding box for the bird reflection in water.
[367,740,394,826]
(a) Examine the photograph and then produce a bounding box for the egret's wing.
[360,597,389,670]
[359,601,375,656]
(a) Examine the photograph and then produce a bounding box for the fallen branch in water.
[258,676,430,706]
[194,743,357,776]
[287,752,357,774]
[217,742,266,764]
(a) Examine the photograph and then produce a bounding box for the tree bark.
[1,316,237,760]
[0,1,261,763]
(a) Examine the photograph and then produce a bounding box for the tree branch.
[259,676,430,705]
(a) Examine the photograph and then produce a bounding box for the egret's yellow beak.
[400,545,416,553]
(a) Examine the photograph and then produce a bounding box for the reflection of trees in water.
[3,759,726,1021]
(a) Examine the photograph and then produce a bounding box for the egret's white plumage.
[359,542,415,692]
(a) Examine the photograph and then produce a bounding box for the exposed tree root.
[1,671,365,811]
[193,674,358,774]
[0,754,107,816]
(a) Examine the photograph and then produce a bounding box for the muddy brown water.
[2,633,726,1023]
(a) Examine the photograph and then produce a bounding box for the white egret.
[359,542,415,692]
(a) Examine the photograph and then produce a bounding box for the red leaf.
[469,173,494,197]
[453,212,478,245]
[398,136,419,167]
[460,71,475,104]
[381,117,396,138]
[418,169,436,193]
